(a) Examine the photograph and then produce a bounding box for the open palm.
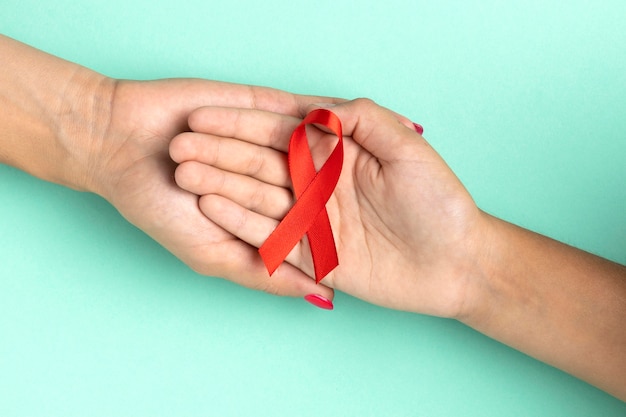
[90,78,340,298]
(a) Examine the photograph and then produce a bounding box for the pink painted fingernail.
[413,123,424,135]
[304,294,334,310]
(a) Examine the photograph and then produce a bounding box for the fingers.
[170,132,291,187]
[199,238,333,301]
[307,99,425,163]
[186,107,301,152]
[200,194,315,280]
[204,196,338,308]
[240,84,346,116]
[388,109,417,131]
[293,95,347,117]
[185,104,417,153]
[183,99,424,166]
[178,165,333,303]
[179,79,345,117]
[175,161,293,220]
[183,107,347,173]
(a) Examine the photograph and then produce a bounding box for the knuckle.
[352,97,377,110]
[248,185,267,212]
[245,147,265,176]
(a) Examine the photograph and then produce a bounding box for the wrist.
[50,70,117,193]
[0,36,116,193]
[456,213,551,332]
[453,211,509,324]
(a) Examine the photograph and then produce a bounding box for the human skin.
[3,33,625,400]
[170,100,626,400]
[0,34,345,298]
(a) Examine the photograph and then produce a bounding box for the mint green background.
[1,1,625,415]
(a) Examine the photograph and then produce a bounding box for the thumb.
[307,99,422,162]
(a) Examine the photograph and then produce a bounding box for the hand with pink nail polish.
[171,98,626,400]
[170,98,476,317]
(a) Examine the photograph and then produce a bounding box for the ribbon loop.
[258,109,343,283]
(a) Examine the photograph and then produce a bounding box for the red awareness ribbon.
[258,109,343,283]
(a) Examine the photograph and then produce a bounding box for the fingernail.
[304,294,334,310]
[413,123,424,135]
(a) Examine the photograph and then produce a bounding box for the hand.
[90,79,346,298]
[0,35,344,298]
[170,98,486,317]
[170,98,626,399]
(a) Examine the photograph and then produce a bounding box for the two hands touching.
[170,100,478,318]
[171,101,626,400]
[169,101,626,401]
[2,36,625,400]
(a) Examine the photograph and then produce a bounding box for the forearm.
[0,35,113,191]
[463,213,626,400]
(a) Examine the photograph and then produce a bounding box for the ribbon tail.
[307,208,338,283]
[258,182,330,276]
